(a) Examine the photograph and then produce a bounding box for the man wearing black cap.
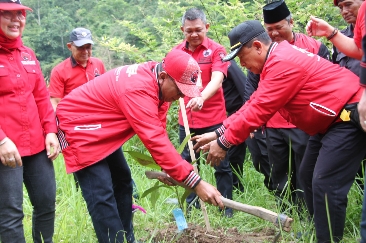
[49,27,105,109]
[245,0,331,210]
[193,20,366,243]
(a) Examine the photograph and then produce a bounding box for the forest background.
[21,0,343,80]
[20,0,362,242]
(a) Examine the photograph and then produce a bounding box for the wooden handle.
[145,171,293,232]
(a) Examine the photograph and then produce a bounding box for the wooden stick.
[179,97,211,231]
[145,171,293,232]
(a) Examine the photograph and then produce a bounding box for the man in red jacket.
[248,0,331,210]
[193,20,366,243]
[56,49,223,243]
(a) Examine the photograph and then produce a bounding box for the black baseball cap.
[69,28,94,47]
[222,20,266,62]
[263,0,291,24]
[0,0,32,11]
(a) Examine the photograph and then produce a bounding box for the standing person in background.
[173,7,233,217]
[333,0,366,190]
[332,0,364,76]
[56,50,224,243]
[49,27,138,243]
[246,0,330,211]
[0,1,60,242]
[222,60,247,192]
[49,27,105,110]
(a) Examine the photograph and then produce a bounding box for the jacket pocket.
[0,65,12,92]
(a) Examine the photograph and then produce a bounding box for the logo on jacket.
[203,49,212,57]
[190,70,199,84]
[94,68,100,77]
[21,52,32,61]
[126,64,139,77]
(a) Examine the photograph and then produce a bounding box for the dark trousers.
[299,122,366,243]
[266,128,309,207]
[179,124,233,210]
[227,142,246,191]
[245,129,272,191]
[74,148,135,243]
[0,150,56,243]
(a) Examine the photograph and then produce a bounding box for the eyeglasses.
[0,10,25,21]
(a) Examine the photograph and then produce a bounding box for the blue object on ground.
[172,208,188,232]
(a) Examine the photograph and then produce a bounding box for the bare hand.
[205,140,227,167]
[192,132,217,152]
[157,174,176,186]
[186,97,204,111]
[45,133,60,161]
[306,16,334,38]
[193,180,224,209]
[358,89,366,132]
[0,138,22,167]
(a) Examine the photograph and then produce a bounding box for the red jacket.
[57,62,198,186]
[266,33,329,128]
[221,41,361,146]
[0,45,57,156]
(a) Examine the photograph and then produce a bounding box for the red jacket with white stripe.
[266,33,330,128]
[56,61,199,187]
[220,41,361,147]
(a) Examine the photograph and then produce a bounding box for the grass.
[22,120,364,243]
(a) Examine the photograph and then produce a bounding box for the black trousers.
[245,129,272,191]
[266,128,309,206]
[179,124,233,210]
[299,122,366,243]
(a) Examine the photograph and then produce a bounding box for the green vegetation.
[19,0,363,242]
[23,142,364,242]
[21,0,343,79]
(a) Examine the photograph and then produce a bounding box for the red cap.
[162,50,202,98]
[333,0,338,6]
[0,0,32,11]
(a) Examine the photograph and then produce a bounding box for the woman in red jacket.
[0,1,59,242]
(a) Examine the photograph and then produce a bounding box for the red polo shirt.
[173,37,228,128]
[49,56,106,98]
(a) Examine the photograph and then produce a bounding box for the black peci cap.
[222,20,266,62]
[263,0,291,24]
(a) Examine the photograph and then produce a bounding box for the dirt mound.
[149,223,276,243]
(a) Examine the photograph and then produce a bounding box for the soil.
[146,223,277,243]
